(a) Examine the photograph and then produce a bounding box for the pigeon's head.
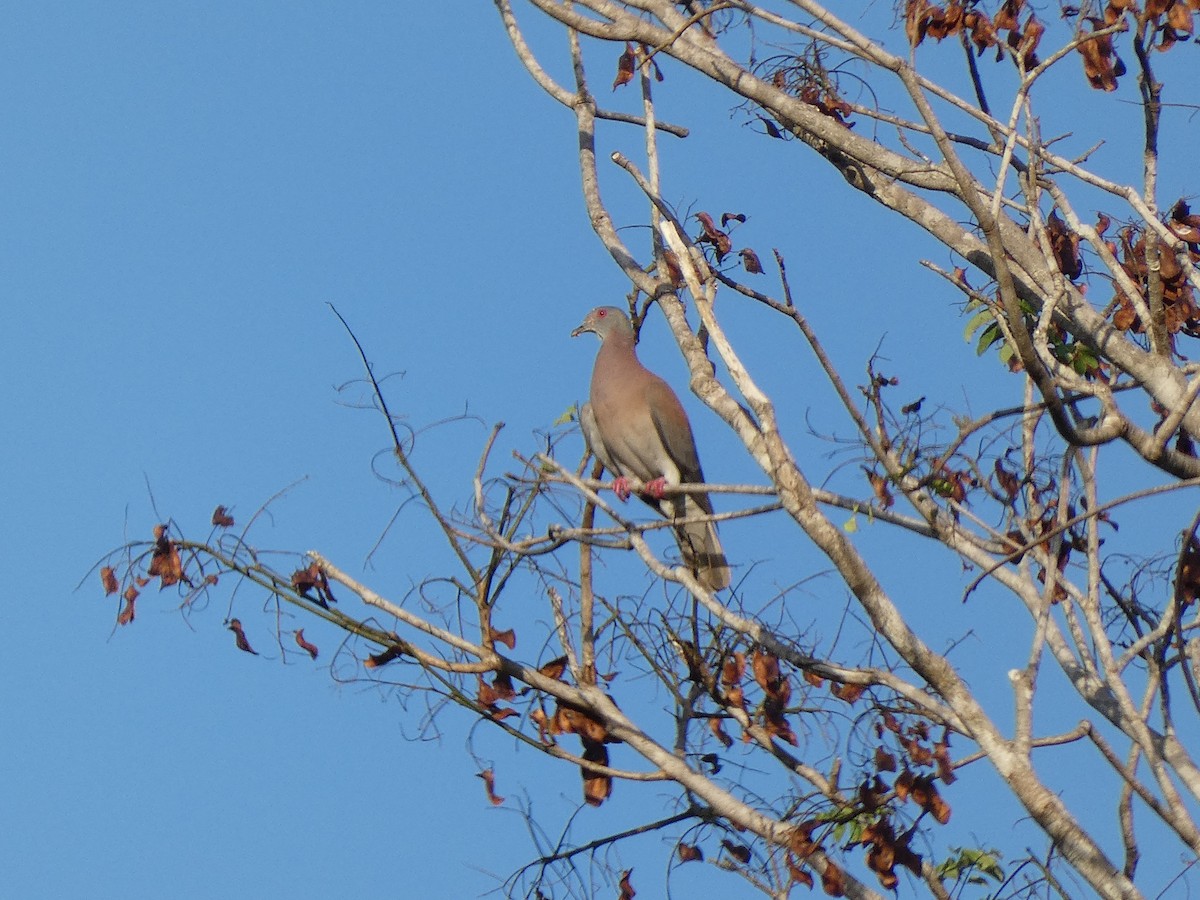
[571,306,632,341]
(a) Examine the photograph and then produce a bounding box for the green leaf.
[975,322,1002,356]
[843,513,859,533]
[554,404,578,427]
[963,307,994,342]
[936,846,1005,884]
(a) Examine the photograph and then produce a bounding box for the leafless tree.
[100,3,1200,898]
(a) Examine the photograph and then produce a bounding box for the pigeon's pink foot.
[612,476,632,501]
[644,477,668,499]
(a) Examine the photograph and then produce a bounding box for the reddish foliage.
[100,566,119,595]
[934,729,957,783]
[659,249,685,287]
[1046,211,1082,280]
[788,854,815,888]
[678,843,704,863]
[539,655,568,681]
[1176,535,1200,605]
[477,768,505,806]
[722,652,746,708]
[364,644,404,668]
[489,627,516,650]
[618,869,636,900]
[722,839,752,864]
[874,746,898,772]
[830,681,866,704]
[1078,19,1127,90]
[696,212,732,261]
[581,739,612,806]
[148,525,183,589]
[613,43,636,90]
[709,716,734,748]
[858,817,924,889]
[211,505,235,528]
[739,247,764,274]
[294,628,319,660]
[994,459,1021,501]
[859,774,889,810]
[291,562,336,609]
[751,648,782,691]
[910,773,953,823]
[865,469,894,508]
[118,586,137,626]
[821,860,846,896]
[227,618,258,655]
[797,84,854,127]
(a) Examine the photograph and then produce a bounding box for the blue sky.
[4,3,1198,898]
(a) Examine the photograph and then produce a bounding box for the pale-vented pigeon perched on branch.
[572,306,731,592]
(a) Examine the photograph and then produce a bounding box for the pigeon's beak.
[570,322,591,338]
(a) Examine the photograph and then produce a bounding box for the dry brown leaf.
[477,768,505,806]
[1078,19,1126,90]
[909,774,952,823]
[739,247,764,274]
[539,655,568,681]
[364,645,404,668]
[678,843,704,863]
[709,716,734,748]
[695,211,732,260]
[934,729,956,783]
[227,618,258,655]
[489,627,516,650]
[294,628,319,661]
[117,588,137,626]
[865,469,894,508]
[291,562,336,609]
[148,526,183,589]
[721,839,751,864]
[875,746,898,772]
[821,860,846,896]
[659,249,685,287]
[613,43,636,90]
[751,648,781,691]
[831,681,866,704]
[211,505,235,528]
[582,739,612,806]
[618,868,636,900]
[788,853,815,888]
[100,566,119,595]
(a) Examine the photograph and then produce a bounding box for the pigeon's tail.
[673,493,731,592]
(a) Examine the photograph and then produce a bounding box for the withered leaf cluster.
[148,523,183,589]
[1108,201,1200,339]
[907,0,1198,90]
[291,562,337,609]
[906,0,1042,69]
[693,210,764,276]
[854,818,923,890]
[523,657,622,807]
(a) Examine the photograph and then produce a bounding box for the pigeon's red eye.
[598,309,607,317]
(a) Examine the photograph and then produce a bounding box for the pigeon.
[572,306,731,591]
